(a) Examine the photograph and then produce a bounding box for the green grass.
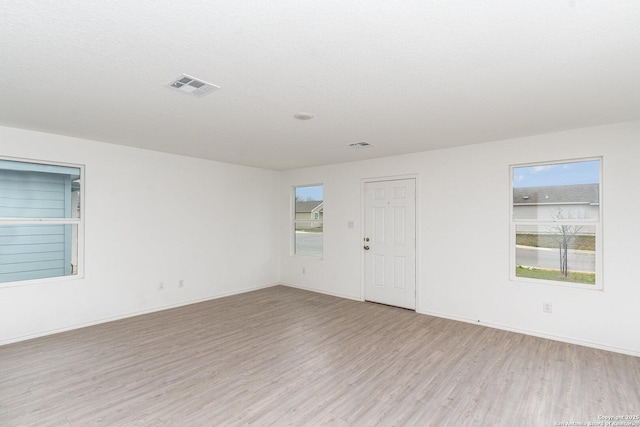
[515,265,595,285]
[516,234,595,251]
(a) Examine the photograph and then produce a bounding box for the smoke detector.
[166,74,220,97]
[348,141,374,148]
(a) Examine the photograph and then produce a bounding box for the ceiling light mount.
[293,112,314,120]
[348,141,374,148]
[166,74,220,97]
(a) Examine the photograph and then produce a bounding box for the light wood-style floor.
[1,286,638,426]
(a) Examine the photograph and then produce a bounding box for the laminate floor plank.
[1,285,638,426]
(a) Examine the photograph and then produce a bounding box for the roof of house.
[295,201,324,213]
[513,184,599,205]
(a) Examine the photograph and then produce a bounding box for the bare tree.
[550,209,583,277]
[295,196,320,202]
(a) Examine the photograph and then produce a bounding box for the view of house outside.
[0,159,82,283]
[512,159,600,286]
[294,185,323,257]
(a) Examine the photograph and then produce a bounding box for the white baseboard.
[1,282,279,346]
[417,308,640,357]
[6,283,636,358]
[278,285,639,357]
[279,282,362,302]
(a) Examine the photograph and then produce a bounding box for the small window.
[511,158,601,288]
[293,185,323,257]
[0,158,83,284]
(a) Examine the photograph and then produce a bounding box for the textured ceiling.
[1,1,639,170]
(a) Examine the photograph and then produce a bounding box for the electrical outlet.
[178,279,184,288]
[159,282,165,291]
[543,302,552,313]
[302,267,306,275]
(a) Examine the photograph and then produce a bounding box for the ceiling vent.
[348,141,374,148]
[166,74,220,97]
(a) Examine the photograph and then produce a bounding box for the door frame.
[360,174,419,311]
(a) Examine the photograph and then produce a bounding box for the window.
[511,158,601,288]
[293,185,323,257]
[0,158,83,284]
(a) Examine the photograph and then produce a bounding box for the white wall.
[0,126,280,345]
[3,121,639,356]
[279,121,640,356]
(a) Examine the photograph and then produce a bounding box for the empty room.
[1,1,639,426]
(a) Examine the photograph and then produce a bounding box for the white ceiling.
[2,1,639,170]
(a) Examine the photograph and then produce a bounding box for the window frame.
[509,157,603,290]
[292,184,323,258]
[0,156,85,287]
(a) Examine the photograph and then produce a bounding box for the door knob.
[364,245,370,250]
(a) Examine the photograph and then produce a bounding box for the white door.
[364,178,416,310]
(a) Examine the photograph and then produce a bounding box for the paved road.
[295,234,595,272]
[516,245,595,272]
[295,232,322,257]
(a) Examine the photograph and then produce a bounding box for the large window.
[511,158,601,289]
[293,185,323,257]
[0,158,83,284]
